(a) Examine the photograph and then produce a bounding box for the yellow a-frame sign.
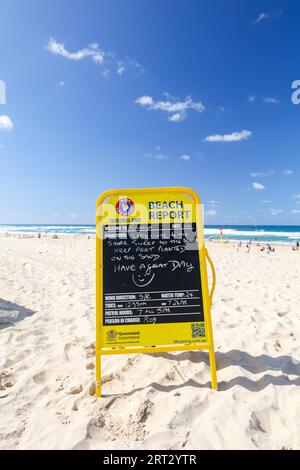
[96,187,217,396]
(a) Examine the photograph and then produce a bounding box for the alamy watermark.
[0,80,6,105]
[291,80,300,105]
[96,201,208,250]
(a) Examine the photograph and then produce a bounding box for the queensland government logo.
[116,198,135,216]
[107,330,118,341]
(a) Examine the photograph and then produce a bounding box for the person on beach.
[292,241,299,251]
[219,226,223,242]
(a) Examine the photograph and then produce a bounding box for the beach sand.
[0,235,300,450]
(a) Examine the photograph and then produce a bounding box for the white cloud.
[169,112,186,122]
[205,209,217,217]
[262,200,272,203]
[253,12,270,24]
[250,170,275,178]
[100,69,110,79]
[117,59,143,76]
[47,38,143,78]
[179,154,191,161]
[117,61,126,75]
[47,38,105,64]
[203,129,252,143]
[270,208,283,216]
[128,60,144,74]
[136,96,153,106]
[135,94,205,122]
[58,81,66,87]
[283,170,293,176]
[293,194,300,203]
[252,10,282,25]
[210,200,221,206]
[291,209,300,214]
[68,212,78,219]
[252,182,266,190]
[146,149,168,160]
[262,97,280,104]
[248,95,280,104]
[0,115,14,131]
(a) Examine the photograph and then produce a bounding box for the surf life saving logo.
[116,198,135,216]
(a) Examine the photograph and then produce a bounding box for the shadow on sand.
[0,298,35,329]
[102,349,300,397]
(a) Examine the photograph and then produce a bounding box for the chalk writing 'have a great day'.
[113,260,195,274]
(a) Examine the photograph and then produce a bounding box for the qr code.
[191,323,205,338]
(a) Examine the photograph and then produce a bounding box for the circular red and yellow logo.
[116,198,135,216]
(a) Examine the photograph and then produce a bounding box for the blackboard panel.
[102,223,204,326]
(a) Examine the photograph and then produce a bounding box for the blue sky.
[0,0,300,225]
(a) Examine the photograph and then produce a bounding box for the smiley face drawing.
[132,268,155,287]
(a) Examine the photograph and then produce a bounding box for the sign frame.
[95,186,217,396]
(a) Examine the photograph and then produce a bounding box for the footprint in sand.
[84,343,95,359]
[277,310,289,317]
[0,369,15,391]
[102,372,119,385]
[67,384,83,395]
[55,375,70,392]
[64,341,82,362]
[121,355,140,372]
[248,411,266,434]
[32,370,50,385]
[274,340,281,351]
[15,328,44,343]
[165,368,177,381]
[136,399,153,424]
[88,381,96,396]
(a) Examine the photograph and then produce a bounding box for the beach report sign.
[95,187,217,396]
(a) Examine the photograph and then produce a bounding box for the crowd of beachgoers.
[2,230,300,252]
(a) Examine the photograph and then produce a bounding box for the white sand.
[0,235,300,450]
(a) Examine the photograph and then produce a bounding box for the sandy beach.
[1,234,300,450]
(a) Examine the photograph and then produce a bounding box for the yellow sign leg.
[96,354,101,397]
[209,347,218,390]
[203,249,218,390]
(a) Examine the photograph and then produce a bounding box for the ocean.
[0,224,300,245]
